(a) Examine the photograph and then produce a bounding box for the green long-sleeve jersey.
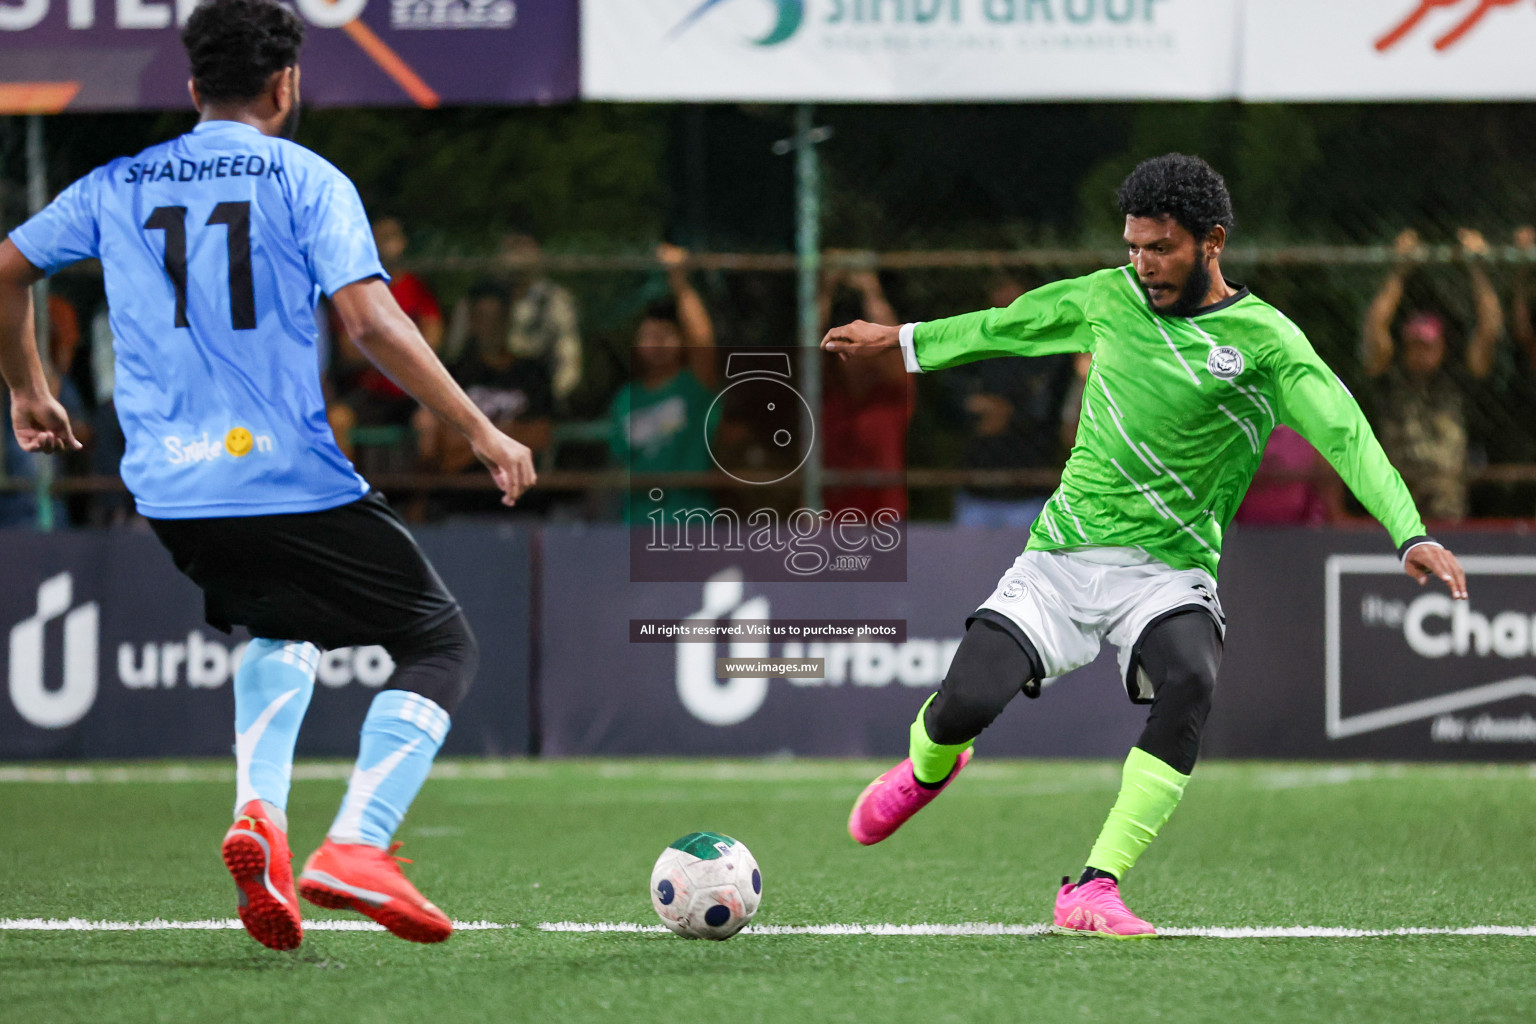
[907,266,1425,578]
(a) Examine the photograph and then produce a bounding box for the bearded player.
[0,0,535,949]
[822,154,1468,938]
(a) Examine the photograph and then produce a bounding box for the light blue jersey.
[7,120,380,518]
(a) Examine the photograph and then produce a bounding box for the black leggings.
[1131,611,1221,774]
[923,610,1220,774]
[383,610,479,715]
[924,618,1042,745]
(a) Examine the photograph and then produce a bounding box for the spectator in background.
[45,292,91,450]
[653,242,716,356]
[47,293,94,525]
[46,292,79,376]
[820,255,912,518]
[944,273,1072,528]
[608,255,717,525]
[1234,425,1345,526]
[87,304,131,524]
[1507,226,1536,478]
[373,216,444,349]
[0,403,41,526]
[1,293,87,526]
[414,280,552,478]
[1361,228,1502,521]
[1512,227,1536,374]
[446,233,583,414]
[327,216,442,460]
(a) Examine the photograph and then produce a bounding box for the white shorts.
[971,547,1225,704]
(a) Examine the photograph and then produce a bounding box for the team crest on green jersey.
[1206,346,1244,380]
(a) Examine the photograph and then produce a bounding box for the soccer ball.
[650,832,761,939]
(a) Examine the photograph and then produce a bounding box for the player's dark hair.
[641,298,680,327]
[1116,154,1235,242]
[182,0,305,104]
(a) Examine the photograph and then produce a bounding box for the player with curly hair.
[824,153,1469,937]
[0,0,536,950]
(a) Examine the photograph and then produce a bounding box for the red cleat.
[222,801,302,951]
[299,839,452,943]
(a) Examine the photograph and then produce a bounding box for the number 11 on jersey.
[144,201,256,331]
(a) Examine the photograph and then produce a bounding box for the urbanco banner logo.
[8,573,98,730]
[670,568,961,728]
[675,569,772,726]
[5,569,399,735]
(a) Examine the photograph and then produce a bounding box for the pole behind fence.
[794,104,823,512]
[26,114,53,532]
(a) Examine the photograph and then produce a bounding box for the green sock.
[1084,746,1191,879]
[908,695,974,785]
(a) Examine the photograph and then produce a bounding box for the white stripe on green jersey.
[909,266,1425,578]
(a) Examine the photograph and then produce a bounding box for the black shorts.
[148,491,460,650]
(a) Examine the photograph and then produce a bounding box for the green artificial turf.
[2,759,1533,1024]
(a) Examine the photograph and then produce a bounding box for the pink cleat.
[848,749,972,845]
[1052,877,1157,939]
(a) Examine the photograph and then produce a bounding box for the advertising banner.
[0,524,531,759]
[540,525,1144,758]
[582,0,1242,102]
[1240,0,1536,101]
[544,524,1536,761]
[0,0,577,113]
[7,521,1529,762]
[1207,528,1536,760]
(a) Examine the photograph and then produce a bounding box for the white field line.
[1252,765,1407,789]
[0,918,510,932]
[0,763,872,785]
[538,922,1065,936]
[5,918,1536,938]
[538,921,1536,938]
[5,762,1536,786]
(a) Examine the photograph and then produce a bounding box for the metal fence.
[14,243,1536,528]
[7,100,1536,527]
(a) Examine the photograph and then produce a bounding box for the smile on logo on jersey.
[999,576,1028,601]
[1206,346,1244,380]
[164,428,273,466]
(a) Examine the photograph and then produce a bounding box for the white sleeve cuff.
[1400,539,1444,566]
[898,322,923,374]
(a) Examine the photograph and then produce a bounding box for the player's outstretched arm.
[825,275,1098,373]
[1273,325,1467,600]
[821,320,899,357]
[1457,229,1503,380]
[1403,542,1468,600]
[332,276,535,506]
[0,240,81,455]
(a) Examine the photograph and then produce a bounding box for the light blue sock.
[233,639,318,818]
[327,690,450,849]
